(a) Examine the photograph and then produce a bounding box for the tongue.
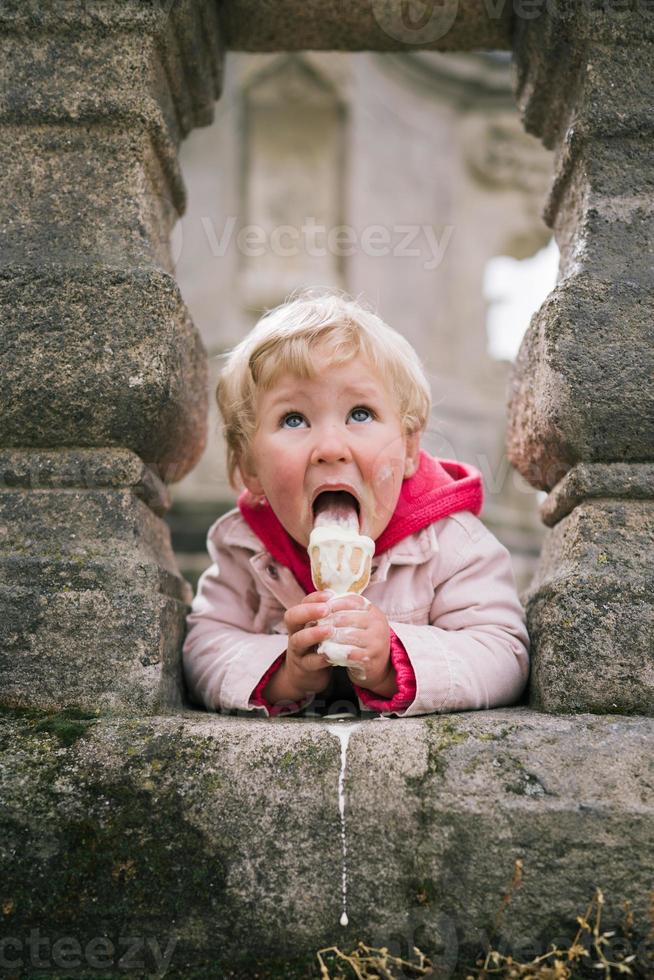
[313,491,359,530]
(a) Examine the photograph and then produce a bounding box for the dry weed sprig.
[492,858,524,938]
[316,941,433,979]
[647,892,654,941]
[622,901,634,940]
[315,875,654,980]
[469,886,639,979]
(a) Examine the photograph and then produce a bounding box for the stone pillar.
[0,2,223,715]
[507,4,654,713]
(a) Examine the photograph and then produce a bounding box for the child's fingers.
[288,622,333,655]
[345,659,368,681]
[329,626,366,648]
[327,594,370,613]
[305,589,336,602]
[325,609,369,630]
[298,650,333,673]
[343,648,369,663]
[284,601,331,634]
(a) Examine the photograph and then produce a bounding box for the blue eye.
[349,406,373,423]
[281,412,307,429]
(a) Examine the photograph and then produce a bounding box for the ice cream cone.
[308,525,374,596]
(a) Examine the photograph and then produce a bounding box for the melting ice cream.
[308,491,374,667]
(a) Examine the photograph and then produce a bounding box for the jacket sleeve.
[352,630,417,713]
[384,517,530,717]
[182,533,313,716]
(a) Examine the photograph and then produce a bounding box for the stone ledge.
[0,448,172,515]
[541,462,654,526]
[219,0,511,52]
[1,706,653,977]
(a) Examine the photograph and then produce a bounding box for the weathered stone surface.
[0,2,219,717]
[507,273,654,490]
[0,448,174,516]
[220,0,511,52]
[540,462,654,527]
[509,9,654,484]
[166,0,225,128]
[524,500,654,715]
[0,2,224,253]
[1,708,653,976]
[512,5,654,149]
[547,142,654,292]
[0,268,208,478]
[545,137,654,231]
[0,124,182,272]
[0,0,223,139]
[0,451,192,716]
[508,34,654,481]
[0,3,216,470]
[507,5,653,713]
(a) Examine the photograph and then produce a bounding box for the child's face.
[239,351,420,547]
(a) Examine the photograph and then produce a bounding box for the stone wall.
[2,707,653,977]
[1,2,652,976]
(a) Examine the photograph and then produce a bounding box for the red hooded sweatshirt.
[238,451,484,715]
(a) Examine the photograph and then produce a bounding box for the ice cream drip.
[327,719,361,927]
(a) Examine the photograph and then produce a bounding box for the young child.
[182,289,530,718]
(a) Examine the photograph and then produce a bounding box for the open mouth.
[312,490,361,530]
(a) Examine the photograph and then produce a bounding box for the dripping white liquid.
[330,720,361,928]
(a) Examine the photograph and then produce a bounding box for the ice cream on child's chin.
[308,491,375,669]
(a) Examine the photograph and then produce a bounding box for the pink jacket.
[182,507,530,717]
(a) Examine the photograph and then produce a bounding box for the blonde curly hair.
[216,288,431,489]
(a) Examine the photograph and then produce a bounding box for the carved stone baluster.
[0,1,223,715]
[508,3,654,713]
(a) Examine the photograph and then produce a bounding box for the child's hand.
[281,591,335,697]
[324,594,394,695]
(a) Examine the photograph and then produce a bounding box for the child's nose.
[310,426,352,465]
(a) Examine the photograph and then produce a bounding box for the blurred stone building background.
[167,50,557,594]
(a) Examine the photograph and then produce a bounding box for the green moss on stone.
[475,725,515,742]
[0,704,100,746]
[247,739,335,776]
[1,750,230,973]
[406,718,470,792]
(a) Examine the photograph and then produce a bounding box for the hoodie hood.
[374,450,483,553]
[237,450,484,593]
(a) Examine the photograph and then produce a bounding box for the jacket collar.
[217,507,437,565]
[215,510,439,610]
[211,508,440,611]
